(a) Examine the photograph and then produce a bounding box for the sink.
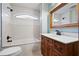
[42,33,78,44]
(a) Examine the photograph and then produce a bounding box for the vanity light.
[53,19,59,22]
[16,15,38,19]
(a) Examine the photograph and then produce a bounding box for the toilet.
[0,47,22,56]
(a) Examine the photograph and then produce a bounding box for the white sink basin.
[42,33,78,44]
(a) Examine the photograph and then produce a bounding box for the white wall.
[0,3,1,50]
[40,3,48,33]
[33,19,40,40]
[0,4,1,39]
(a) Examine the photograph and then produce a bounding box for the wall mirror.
[49,3,79,29]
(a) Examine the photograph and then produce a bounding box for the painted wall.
[47,15,50,33]
[48,3,78,37]
[47,3,57,33]
[40,3,48,33]
[48,3,57,11]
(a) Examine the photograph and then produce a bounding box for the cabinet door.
[49,45,54,56]
[73,41,79,56]
[78,42,79,56]
[41,36,48,56]
[41,36,44,55]
[53,50,62,56]
[41,35,45,50]
[46,38,54,56]
[41,35,46,56]
[54,40,65,55]
[44,39,48,56]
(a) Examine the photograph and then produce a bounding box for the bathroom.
[0,3,79,56]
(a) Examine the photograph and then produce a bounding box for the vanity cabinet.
[41,35,79,56]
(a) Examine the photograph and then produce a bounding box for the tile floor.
[20,42,42,56]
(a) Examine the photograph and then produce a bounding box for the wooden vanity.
[41,35,79,56]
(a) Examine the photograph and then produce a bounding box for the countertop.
[42,33,78,44]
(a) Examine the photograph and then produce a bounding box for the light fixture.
[53,18,59,22]
[16,15,38,19]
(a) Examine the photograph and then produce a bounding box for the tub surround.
[42,33,78,44]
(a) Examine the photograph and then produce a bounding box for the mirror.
[52,3,77,26]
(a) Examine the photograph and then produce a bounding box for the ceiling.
[10,3,41,11]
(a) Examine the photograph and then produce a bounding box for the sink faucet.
[55,30,61,35]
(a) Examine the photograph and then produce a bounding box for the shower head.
[7,7,13,12]
[10,9,13,12]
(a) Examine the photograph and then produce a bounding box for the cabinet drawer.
[49,38,52,42]
[48,46,54,56]
[54,40,65,54]
[54,50,62,56]
[47,37,53,43]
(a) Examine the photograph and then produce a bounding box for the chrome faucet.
[56,30,61,35]
[7,36,12,42]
